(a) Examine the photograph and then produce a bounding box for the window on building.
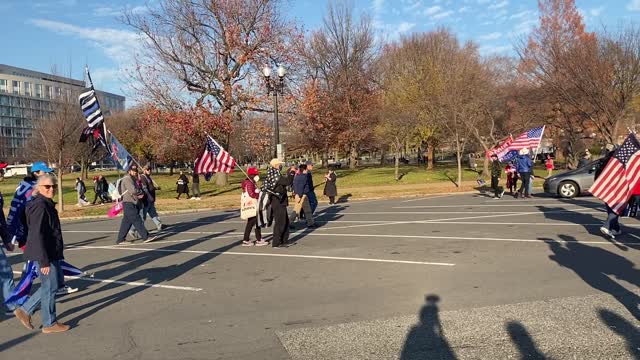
[55,87,62,99]
[24,82,32,96]
[0,79,6,93]
[12,81,20,94]
[35,84,42,98]
[45,85,52,99]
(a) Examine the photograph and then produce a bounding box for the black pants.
[243,217,262,241]
[329,196,336,204]
[519,172,531,197]
[491,176,502,197]
[271,202,290,247]
[117,202,149,242]
[92,191,103,204]
[177,191,190,199]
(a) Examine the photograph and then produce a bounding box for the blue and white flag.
[109,135,133,171]
[5,179,36,245]
[4,261,37,305]
[79,89,104,129]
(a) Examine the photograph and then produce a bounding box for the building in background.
[0,64,125,162]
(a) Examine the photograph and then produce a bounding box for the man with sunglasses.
[116,164,156,245]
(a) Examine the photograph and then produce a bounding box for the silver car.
[543,160,599,198]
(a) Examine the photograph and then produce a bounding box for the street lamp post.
[263,64,286,159]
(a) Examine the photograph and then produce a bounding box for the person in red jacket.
[241,168,267,246]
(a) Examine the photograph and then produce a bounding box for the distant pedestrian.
[140,165,164,231]
[545,155,554,177]
[323,167,338,205]
[490,154,504,199]
[262,159,293,248]
[13,173,70,333]
[305,161,318,213]
[116,164,156,245]
[191,170,201,200]
[515,148,533,199]
[91,176,103,205]
[241,168,266,247]
[75,178,89,207]
[176,171,190,199]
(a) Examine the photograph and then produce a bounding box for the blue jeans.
[307,191,318,214]
[0,246,16,311]
[142,201,162,229]
[21,260,60,327]
[605,205,621,232]
[118,202,149,242]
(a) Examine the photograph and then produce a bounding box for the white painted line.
[12,271,202,292]
[68,245,455,266]
[482,198,593,203]
[401,194,459,203]
[629,233,640,241]
[394,204,603,209]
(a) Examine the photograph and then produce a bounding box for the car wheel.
[558,181,578,198]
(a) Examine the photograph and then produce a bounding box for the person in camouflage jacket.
[490,154,504,199]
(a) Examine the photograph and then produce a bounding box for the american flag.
[509,126,545,151]
[589,134,640,214]
[194,135,236,174]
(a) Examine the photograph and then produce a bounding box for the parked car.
[543,160,599,198]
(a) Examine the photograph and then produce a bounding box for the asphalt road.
[1,192,639,359]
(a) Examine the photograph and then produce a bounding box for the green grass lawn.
[0,163,555,217]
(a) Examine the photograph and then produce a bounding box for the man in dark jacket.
[140,165,164,231]
[305,161,318,213]
[595,144,622,238]
[116,164,156,244]
[290,164,315,228]
[515,148,533,198]
[13,174,70,333]
[265,159,293,248]
[490,154,505,199]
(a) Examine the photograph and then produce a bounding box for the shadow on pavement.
[0,332,38,352]
[287,205,346,245]
[543,235,640,320]
[505,321,547,360]
[400,294,457,360]
[337,193,352,203]
[598,308,640,359]
[57,231,238,326]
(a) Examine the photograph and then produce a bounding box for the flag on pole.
[4,261,37,305]
[109,134,134,171]
[79,88,104,128]
[194,135,236,175]
[509,126,545,151]
[589,134,640,214]
[486,135,515,162]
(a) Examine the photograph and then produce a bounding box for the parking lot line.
[394,204,603,209]
[12,271,203,292]
[67,245,456,266]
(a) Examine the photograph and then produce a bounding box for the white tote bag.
[240,191,258,220]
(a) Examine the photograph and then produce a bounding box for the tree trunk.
[80,159,87,180]
[57,151,64,213]
[349,145,358,170]
[215,172,228,187]
[394,146,400,181]
[169,162,175,176]
[379,148,385,166]
[482,156,489,179]
[322,151,328,168]
[427,142,434,170]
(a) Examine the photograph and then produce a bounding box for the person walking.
[91,176,103,205]
[515,148,533,199]
[75,178,89,207]
[176,171,190,199]
[116,164,156,245]
[0,189,18,316]
[545,154,554,178]
[289,164,315,229]
[323,167,338,205]
[13,173,70,333]
[140,165,164,231]
[305,161,318,214]
[241,168,266,247]
[262,159,293,248]
[490,154,504,199]
[191,170,201,200]
[596,145,621,238]
[505,162,516,195]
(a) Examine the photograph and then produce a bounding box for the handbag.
[240,191,258,220]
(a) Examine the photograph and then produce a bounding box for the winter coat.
[76,180,86,195]
[323,172,337,197]
[176,174,189,194]
[241,179,259,200]
[490,160,501,178]
[292,173,310,196]
[23,196,64,267]
[119,174,143,205]
[140,174,157,202]
[516,155,533,173]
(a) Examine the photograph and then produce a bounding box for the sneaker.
[600,227,612,237]
[143,236,158,244]
[42,322,70,333]
[493,196,499,199]
[242,241,254,247]
[14,308,33,330]
[115,240,129,246]
[190,197,196,200]
[255,240,268,247]
[196,197,201,200]
[500,189,505,198]
[56,286,78,296]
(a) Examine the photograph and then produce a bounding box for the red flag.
[589,134,640,214]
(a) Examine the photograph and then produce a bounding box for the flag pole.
[533,125,545,163]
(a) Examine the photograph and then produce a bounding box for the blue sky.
[1,0,638,100]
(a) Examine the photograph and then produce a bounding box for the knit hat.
[248,167,259,176]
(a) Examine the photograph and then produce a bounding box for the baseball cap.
[128,164,139,172]
[31,161,53,173]
[0,162,7,169]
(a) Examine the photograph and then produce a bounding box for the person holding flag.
[515,148,533,198]
[116,164,156,245]
[0,183,19,316]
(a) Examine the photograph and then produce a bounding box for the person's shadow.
[598,308,640,359]
[544,235,640,320]
[400,294,457,360]
[286,204,346,245]
[505,321,548,360]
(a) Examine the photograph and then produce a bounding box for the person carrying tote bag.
[241,168,266,247]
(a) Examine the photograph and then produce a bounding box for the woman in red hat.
[241,168,267,246]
